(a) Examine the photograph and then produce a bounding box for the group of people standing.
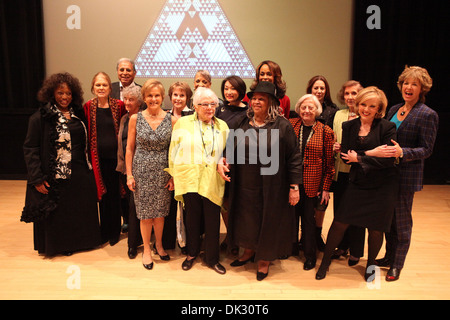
[21,58,438,283]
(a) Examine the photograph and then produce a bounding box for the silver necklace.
[252,116,267,127]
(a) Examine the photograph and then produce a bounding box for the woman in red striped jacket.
[289,94,335,271]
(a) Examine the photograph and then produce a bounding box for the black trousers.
[119,174,142,249]
[295,186,317,261]
[127,192,142,249]
[98,159,122,244]
[162,193,178,250]
[183,193,221,266]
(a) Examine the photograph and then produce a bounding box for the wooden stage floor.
[1,180,449,301]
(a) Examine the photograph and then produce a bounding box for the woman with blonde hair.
[330,80,365,265]
[316,86,399,282]
[126,79,176,269]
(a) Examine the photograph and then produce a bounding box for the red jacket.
[83,97,126,200]
[289,118,335,198]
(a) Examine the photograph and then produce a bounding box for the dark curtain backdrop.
[0,0,45,111]
[352,0,450,184]
[0,0,45,178]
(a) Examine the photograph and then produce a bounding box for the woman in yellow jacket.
[166,87,229,275]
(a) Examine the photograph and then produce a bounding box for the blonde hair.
[355,86,388,119]
[141,79,165,100]
[397,65,432,103]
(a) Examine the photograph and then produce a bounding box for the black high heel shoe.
[256,271,268,281]
[158,252,170,261]
[154,247,170,261]
[142,254,154,270]
[348,256,360,266]
[315,264,329,280]
[331,249,348,260]
[256,261,270,281]
[230,255,255,267]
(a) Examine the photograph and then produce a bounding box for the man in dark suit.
[111,58,141,101]
[111,58,143,237]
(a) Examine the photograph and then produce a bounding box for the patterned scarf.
[50,104,72,179]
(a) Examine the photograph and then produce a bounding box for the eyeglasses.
[299,105,317,111]
[197,102,218,109]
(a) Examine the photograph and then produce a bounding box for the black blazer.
[111,81,142,100]
[341,118,398,189]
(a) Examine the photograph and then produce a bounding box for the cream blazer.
[333,108,355,180]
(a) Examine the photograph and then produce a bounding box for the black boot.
[316,227,325,252]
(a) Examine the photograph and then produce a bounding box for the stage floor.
[1,180,449,300]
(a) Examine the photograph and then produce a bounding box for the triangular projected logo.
[134,0,255,78]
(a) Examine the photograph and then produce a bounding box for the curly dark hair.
[37,72,84,106]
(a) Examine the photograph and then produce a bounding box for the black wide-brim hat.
[247,81,280,106]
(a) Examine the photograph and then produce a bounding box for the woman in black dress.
[21,72,101,256]
[84,72,126,246]
[215,75,248,254]
[218,81,302,280]
[316,86,399,281]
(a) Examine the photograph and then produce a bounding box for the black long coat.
[227,116,302,262]
[21,103,101,255]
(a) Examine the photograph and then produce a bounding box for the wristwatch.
[290,185,299,191]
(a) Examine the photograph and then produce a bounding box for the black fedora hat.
[247,81,280,105]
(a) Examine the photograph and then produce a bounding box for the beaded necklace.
[198,119,216,161]
[299,122,315,158]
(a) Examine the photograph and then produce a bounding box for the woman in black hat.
[218,81,302,280]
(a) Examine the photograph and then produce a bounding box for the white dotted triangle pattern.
[135,0,255,78]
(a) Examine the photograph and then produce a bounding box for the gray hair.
[116,58,136,72]
[122,85,142,102]
[294,94,322,118]
[192,87,219,105]
[195,69,211,83]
